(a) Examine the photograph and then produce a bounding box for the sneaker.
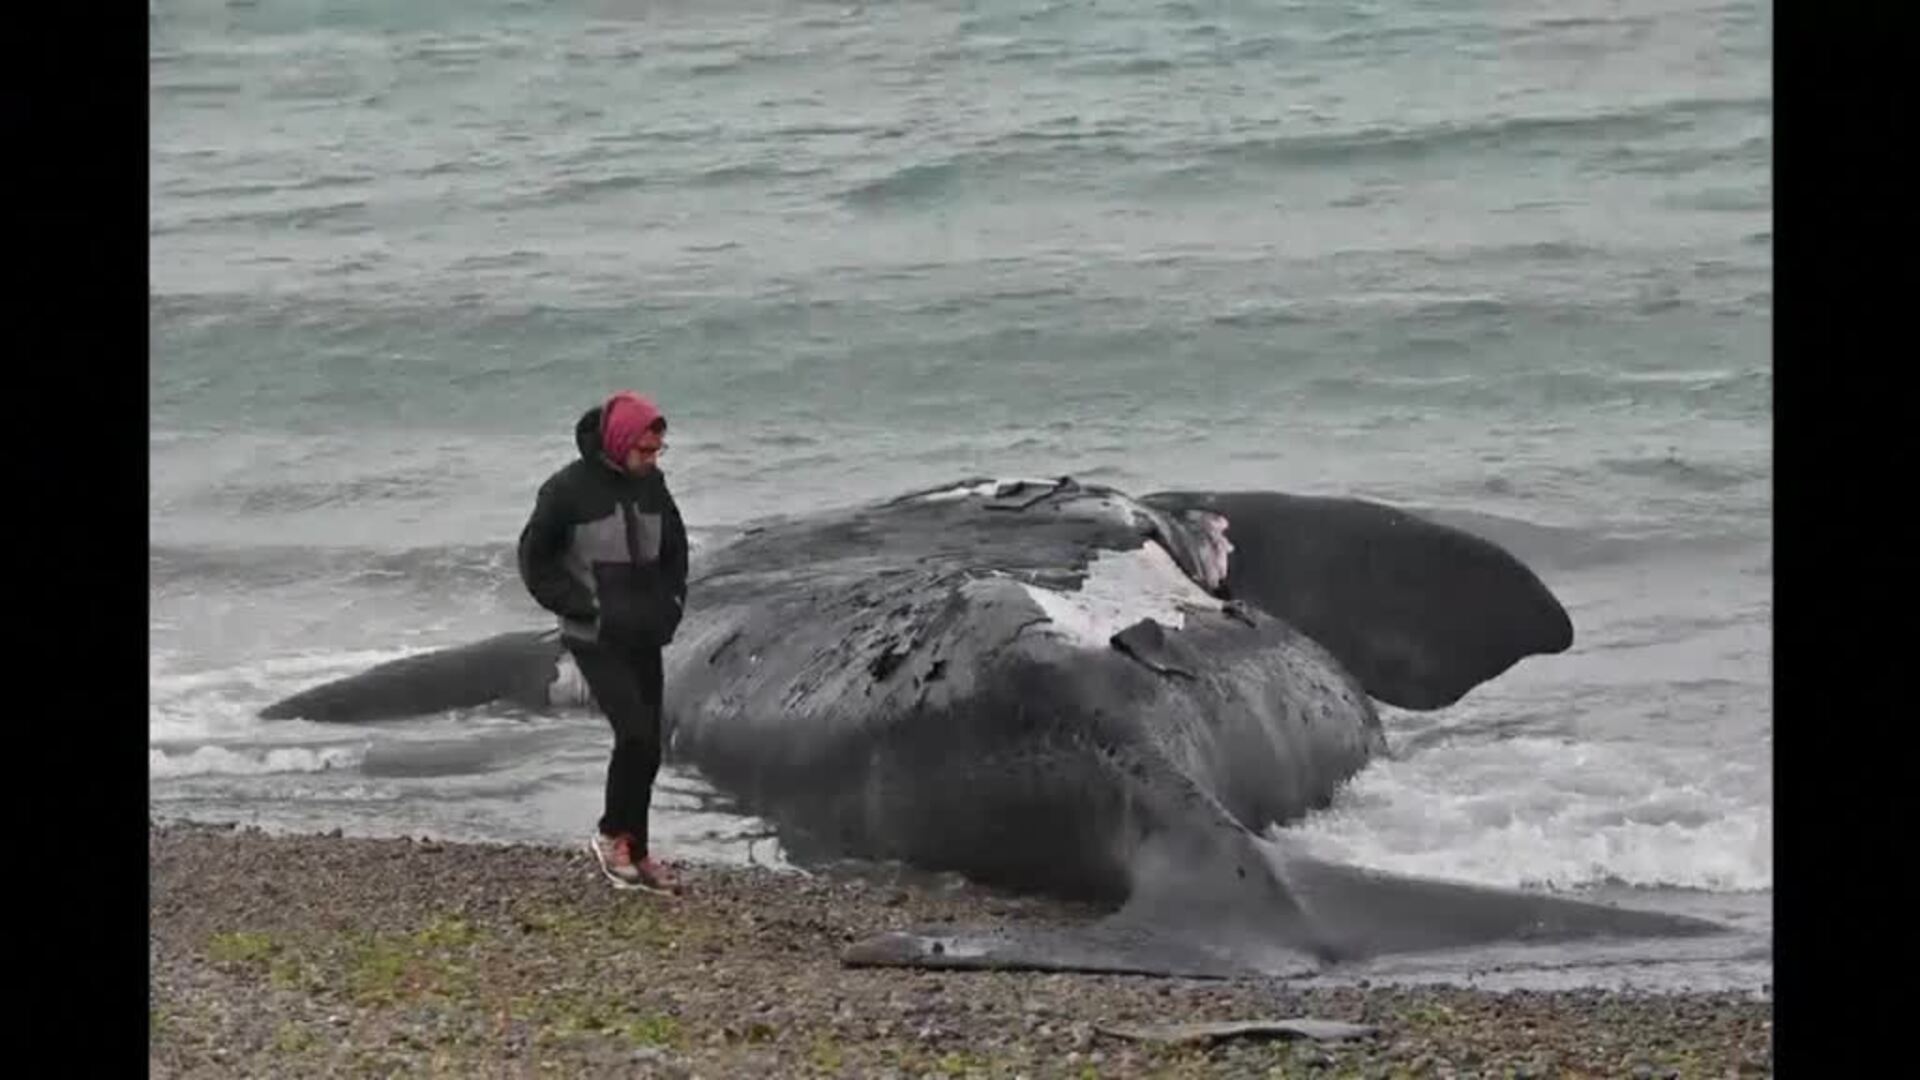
[631,854,684,897]
[588,831,643,889]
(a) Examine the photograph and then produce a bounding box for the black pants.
[566,639,664,850]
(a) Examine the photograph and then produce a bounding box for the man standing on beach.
[517,390,689,894]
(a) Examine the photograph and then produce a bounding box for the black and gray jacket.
[517,405,690,648]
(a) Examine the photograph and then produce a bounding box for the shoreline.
[150,821,1772,1078]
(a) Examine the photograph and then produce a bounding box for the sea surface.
[150,0,1772,992]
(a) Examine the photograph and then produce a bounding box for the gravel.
[149,822,1773,1078]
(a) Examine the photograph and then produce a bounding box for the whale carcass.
[259,476,1726,975]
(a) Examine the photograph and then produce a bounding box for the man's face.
[623,434,664,474]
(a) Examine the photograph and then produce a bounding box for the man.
[517,390,689,893]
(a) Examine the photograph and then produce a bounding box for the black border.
[34,0,1873,1071]
[1773,2,1895,1071]
[28,0,149,1067]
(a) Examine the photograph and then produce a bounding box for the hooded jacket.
[516,402,689,648]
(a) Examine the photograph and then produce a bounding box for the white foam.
[1017,543,1225,647]
[150,647,419,698]
[149,743,365,779]
[149,646,428,743]
[1284,735,1772,892]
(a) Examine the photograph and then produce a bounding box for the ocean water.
[149,0,1772,990]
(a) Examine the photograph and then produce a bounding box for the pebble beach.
[150,822,1772,1078]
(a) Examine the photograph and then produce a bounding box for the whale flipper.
[1144,491,1575,710]
[842,830,1730,980]
[259,630,569,723]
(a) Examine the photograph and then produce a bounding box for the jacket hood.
[574,405,606,461]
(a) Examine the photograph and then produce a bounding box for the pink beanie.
[600,390,665,461]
